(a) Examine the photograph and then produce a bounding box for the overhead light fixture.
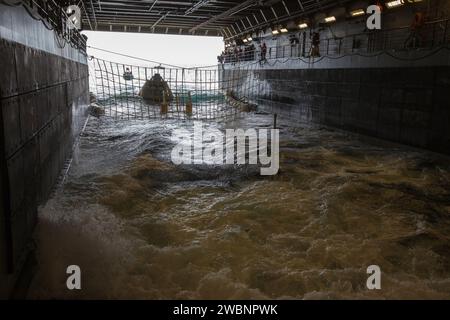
[247,36,253,41]
[243,38,248,43]
[324,16,336,23]
[386,0,404,8]
[272,29,279,35]
[350,9,365,17]
[298,23,308,29]
[280,27,288,33]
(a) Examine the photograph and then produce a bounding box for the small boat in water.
[123,67,134,81]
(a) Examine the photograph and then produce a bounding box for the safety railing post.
[443,20,448,45]
[432,22,436,47]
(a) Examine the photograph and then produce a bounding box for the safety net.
[89,56,260,121]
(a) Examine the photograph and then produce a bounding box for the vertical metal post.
[442,20,448,45]
[169,68,172,118]
[431,22,436,47]
[98,59,106,112]
[302,31,306,57]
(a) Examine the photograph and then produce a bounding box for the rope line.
[87,46,186,69]
[87,45,221,70]
[87,42,449,72]
[229,45,450,68]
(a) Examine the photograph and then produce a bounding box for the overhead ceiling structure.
[79,0,354,39]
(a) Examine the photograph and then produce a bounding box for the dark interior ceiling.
[79,0,353,39]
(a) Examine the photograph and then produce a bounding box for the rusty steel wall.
[0,10,89,298]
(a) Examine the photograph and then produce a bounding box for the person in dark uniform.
[404,12,426,49]
[310,31,321,57]
[260,42,267,64]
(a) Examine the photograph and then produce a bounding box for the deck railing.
[222,18,450,64]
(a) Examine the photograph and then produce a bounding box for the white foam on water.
[27,113,450,299]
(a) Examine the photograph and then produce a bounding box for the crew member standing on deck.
[260,42,267,64]
[404,11,426,49]
[310,31,321,57]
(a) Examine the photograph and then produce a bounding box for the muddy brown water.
[27,112,450,299]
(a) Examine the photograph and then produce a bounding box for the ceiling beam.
[185,0,211,15]
[88,0,98,30]
[189,0,258,33]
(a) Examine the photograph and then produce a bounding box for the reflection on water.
[28,112,450,299]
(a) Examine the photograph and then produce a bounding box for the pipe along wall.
[0,4,89,298]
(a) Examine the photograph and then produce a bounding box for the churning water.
[27,110,450,299]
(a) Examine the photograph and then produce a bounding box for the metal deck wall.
[0,3,89,298]
[221,3,450,155]
[224,64,450,154]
